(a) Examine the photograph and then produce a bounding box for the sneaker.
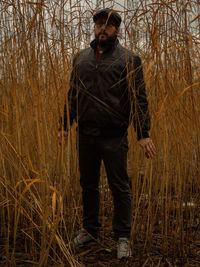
[73,229,93,246]
[117,237,132,259]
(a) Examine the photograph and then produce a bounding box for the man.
[64,8,156,259]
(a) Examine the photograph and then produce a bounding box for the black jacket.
[65,39,150,140]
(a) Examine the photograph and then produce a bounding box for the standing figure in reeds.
[64,8,156,259]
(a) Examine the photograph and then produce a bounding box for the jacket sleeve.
[131,55,151,140]
[63,54,79,131]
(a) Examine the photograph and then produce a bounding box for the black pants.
[78,134,132,239]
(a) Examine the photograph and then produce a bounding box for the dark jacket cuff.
[137,131,149,141]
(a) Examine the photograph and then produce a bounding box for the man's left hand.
[138,138,157,159]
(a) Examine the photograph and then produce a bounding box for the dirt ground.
[1,226,200,267]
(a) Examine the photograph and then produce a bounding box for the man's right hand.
[57,130,68,146]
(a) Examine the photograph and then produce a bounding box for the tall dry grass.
[0,0,200,266]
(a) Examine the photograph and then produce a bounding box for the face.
[94,17,119,43]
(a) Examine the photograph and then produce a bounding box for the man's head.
[93,9,121,48]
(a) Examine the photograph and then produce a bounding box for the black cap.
[93,8,122,27]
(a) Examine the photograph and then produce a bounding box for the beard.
[95,31,117,48]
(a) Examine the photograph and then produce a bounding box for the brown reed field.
[0,0,200,266]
